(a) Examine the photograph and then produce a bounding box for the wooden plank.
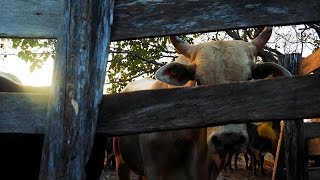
[284,120,307,179]
[283,167,320,180]
[1,0,320,39]
[299,49,320,75]
[0,93,48,134]
[39,0,114,179]
[308,167,320,180]
[280,53,307,180]
[0,0,63,38]
[305,123,320,139]
[100,73,320,135]
[112,0,320,40]
[1,74,320,135]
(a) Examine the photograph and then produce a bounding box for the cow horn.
[251,27,272,55]
[170,36,192,58]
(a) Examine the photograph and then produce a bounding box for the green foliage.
[11,39,56,72]
[9,25,319,93]
[106,35,198,93]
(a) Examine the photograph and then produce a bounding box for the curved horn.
[170,36,193,58]
[251,27,273,55]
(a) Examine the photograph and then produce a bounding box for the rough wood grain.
[0,0,63,38]
[0,74,320,135]
[99,73,320,135]
[0,74,320,136]
[1,0,320,39]
[299,48,320,75]
[284,120,307,179]
[0,93,48,134]
[280,54,307,180]
[112,0,320,40]
[39,0,114,179]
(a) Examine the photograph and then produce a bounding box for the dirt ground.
[99,153,273,180]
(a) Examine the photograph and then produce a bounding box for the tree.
[1,25,319,93]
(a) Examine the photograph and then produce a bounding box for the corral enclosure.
[1,0,320,179]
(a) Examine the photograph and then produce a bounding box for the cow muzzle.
[208,124,249,154]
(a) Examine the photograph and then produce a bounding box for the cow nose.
[211,133,247,153]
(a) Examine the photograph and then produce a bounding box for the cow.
[225,121,281,176]
[113,27,292,180]
[245,122,279,175]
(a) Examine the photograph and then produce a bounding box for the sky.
[0,55,53,86]
[0,25,317,87]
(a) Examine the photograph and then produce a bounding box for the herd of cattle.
[0,27,292,180]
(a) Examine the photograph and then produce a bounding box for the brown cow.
[114,27,292,180]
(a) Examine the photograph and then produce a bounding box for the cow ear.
[156,62,196,86]
[252,62,292,79]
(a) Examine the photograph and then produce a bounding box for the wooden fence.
[1,0,320,179]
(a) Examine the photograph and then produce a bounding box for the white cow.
[114,27,290,180]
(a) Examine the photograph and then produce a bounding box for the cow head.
[155,27,290,154]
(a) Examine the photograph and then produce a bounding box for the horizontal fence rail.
[1,0,320,39]
[1,74,320,135]
[0,0,63,38]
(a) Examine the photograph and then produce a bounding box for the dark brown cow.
[114,27,292,180]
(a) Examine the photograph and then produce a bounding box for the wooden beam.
[0,0,63,38]
[308,167,320,180]
[39,0,114,179]
[305,123,320,139]
[2,73,319,135]
[112,0,320,40]
[280,53,307,180]
[1,0,320,39]
[0,93,48,134]
[284,120,308,179]
[100,73,320,135]
[299,49,320,75]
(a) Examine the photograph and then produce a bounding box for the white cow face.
[155,27,290,154]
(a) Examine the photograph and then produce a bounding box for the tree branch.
[110,50,165,66]
[105,70,156,84]
[307,23,320,38]
[225,30,242,40]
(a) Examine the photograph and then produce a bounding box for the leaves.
[8,25,319,93]
[11,39,56,72]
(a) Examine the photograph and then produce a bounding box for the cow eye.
[196,79,202,86]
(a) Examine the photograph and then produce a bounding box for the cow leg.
[252,153,258,176]
[114,137,131,180]
[244,152,250,170]
[224,153,233,170]
[259,154,265,175]
[234,153,239,169]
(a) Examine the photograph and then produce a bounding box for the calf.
[225,122,280,175]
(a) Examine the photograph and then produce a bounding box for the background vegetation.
[0,24,319,93]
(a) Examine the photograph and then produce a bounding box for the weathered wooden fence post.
[39,0,114,179]
[279,53,308,180]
